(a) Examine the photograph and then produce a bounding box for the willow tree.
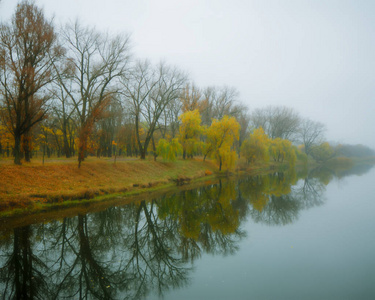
[0,1,62,164]
[178,109,202,159]
[241,127,270,164]
[206,116,240,171]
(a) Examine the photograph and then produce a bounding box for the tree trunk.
[151,137,157,161]
[23,132,32,162]
[78,142,85,168]
[62,124,71,158]
[14,134,22,165]
[140,149,146,159]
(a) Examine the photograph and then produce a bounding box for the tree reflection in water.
[0,167,349,299]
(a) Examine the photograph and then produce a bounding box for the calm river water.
[0,165,374,300]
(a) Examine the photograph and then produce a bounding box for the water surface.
[0,165,374,299]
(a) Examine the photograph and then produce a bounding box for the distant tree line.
[1,1,372,168]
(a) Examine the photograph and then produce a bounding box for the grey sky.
[1,0,374,148]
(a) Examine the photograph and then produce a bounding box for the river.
[0,164,374,299]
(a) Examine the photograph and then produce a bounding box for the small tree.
[240,127,269,164]
[156,138,182,161]
[178,109,202,159]
[269,138,296,164]
[310,142,335,163]
[206,116,240,171]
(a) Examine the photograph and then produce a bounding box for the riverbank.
[2,155,373,218]
[0,157,218,214]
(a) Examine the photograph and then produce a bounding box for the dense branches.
[298,118,326,155]
[55,21,130,167]
[0,1,62,164]
[0,1,348,167]
[121,61,186,159]
[251,106,300,141]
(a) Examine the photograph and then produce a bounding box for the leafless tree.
[54,21,131,167]
[200,86,240,125]
[122,61,187,159]
[251,106,301,141]
[0,1,63,164]
[298,118,326,155]
[236,106,251,156]
[50,83,76,158]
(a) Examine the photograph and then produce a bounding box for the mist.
[1,0,374,148]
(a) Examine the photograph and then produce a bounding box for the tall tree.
[55,21,130,167]
[0,1,62,164]
[122,61,186,159]
[121,60,159,159]
[50,82,77,158]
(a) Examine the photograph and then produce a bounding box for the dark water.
[0,165,374,300]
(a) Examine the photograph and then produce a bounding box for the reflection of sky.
[165,169,375,300]
[0,167,374,298]
[1,0,375,149]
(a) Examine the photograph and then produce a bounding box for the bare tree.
[200,86,240,125]
[122,61,187,159]
[164,96,183,138]
[236,106,251,156]
[298,118,326,155]
[142,63,187,160]
[54,21,130,167]
[251,106,301,141]
[121,60,159,159]
[0,1,62,164]
[180,83,202,113]
[50,84,76,158]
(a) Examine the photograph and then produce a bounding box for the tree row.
[0,1,333,168]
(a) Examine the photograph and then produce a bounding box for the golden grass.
[0,156,217,211]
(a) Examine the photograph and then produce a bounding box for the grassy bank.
[3,155,371,218]
[0,157,217,214]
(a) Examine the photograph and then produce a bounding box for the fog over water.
[1,0,374,149]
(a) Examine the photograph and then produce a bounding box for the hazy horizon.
[1,0,374,149]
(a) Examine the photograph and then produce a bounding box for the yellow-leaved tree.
[206,116,240,171]
[310,142,335,163]
[156,138,182,161]
[0,124,13,157]
[269,138,296,165]
[240,127,270,164]
[178,109,202,159]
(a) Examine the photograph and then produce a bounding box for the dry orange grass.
[0,157,217,209]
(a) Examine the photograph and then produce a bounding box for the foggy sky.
[1,0,374,148]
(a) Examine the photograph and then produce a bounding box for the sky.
[1,0,374,148]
